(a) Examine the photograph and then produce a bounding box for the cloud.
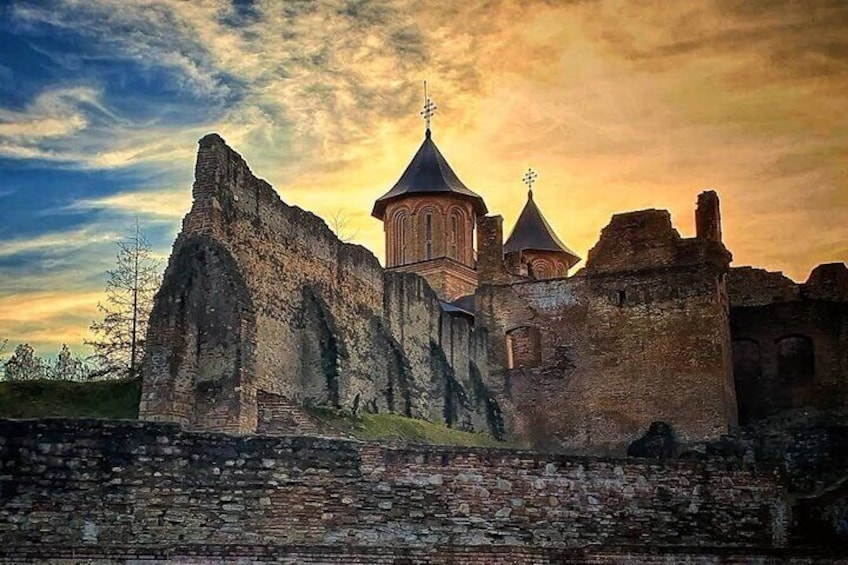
[0,82,211,169]
[0,290,103,359]
[11,1,233,100]
[0,0,846,355]
[0,87,98,144]
[0,290,102,324]
[71,188,192,220]
[0,226,121,258]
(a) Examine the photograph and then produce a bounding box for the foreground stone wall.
[476,193,737,453]
[3,546,843,565]
[0,419,810,564]
[140,135,498,435]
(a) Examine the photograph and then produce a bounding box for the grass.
[0,378,141,420]
[306,405,515,448]
[0,378,516,449]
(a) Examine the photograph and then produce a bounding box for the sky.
[0,0,846,360]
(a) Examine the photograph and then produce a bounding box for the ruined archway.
[777,334,815,383]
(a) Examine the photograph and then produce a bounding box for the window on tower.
[393,212,409,266]
[400,216,409,265]
[449,213,458,260]
[425,212,433,260]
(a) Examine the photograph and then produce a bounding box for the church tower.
[503,169,580,279]
[372,85,487,301]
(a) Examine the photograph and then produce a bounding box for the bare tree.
[53,344,92,381]
[3,343,46,381]
[328,209,360,243]
[86,220,161,379]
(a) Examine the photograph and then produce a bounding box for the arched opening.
[424,212,433,260]
[400,216,409,265]
[505,333,515,369]
[505,325,542,369]
[390,210,409,267]
[530,260,550,280]
[777,335,815,383]
[449,212,460,260]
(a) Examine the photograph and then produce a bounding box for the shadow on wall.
[141,235,256,432]
[296,287,344,408]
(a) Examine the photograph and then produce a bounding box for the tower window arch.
[425,212,433,260]
[391,210,410,266]
[449,212,459,260]
[400,215,409,264]
[530,259,551,280]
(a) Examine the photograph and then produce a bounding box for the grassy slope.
[0,378,141,420]
[0,379,510,447]
[306,406,512,448]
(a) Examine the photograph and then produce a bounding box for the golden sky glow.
[0,0,846,358]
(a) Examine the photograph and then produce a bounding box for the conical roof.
[504,190,580,267]
[372,130,487,219]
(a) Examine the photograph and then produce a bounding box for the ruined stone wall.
[4,548,843,565]
[477,194,737,453]
[140,134,498,435]
[729,263,848,422]
[0,419,803,563]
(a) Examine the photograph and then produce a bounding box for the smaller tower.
[372,83,488,301]
[696,190,722,243]
[503,169,580,279]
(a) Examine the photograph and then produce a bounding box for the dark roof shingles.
[503,192,580,265]
[372,131,487,218]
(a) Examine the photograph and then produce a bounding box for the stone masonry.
[4,419,839,564]
[475,193,737,452]
[140,135,848,455]
[139,134,500,436]
[729,263,848,422]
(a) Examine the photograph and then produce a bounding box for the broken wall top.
[729,262,848,307]
[191,133,383,288]
[585,208,731,276]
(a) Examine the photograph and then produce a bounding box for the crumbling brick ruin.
[0,418,828,564]
[139,134,500,437]
[476,193,737,453]
[138,133,847,457]
[4,132,844,562]
[728,262,848,422]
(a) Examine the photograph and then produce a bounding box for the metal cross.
[420,80,437,132]
[523,168,538,192]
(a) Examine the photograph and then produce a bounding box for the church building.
[371,89,578,301]
[503,179,581,280]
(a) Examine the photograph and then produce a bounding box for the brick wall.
[729,263,848,422]
[0,419,813,563]
[256,391,320,435]
[476,194,737,452]
[139,134,499,435]
[3,546,843,564]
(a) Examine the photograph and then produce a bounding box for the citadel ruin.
[1,125,846,563]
